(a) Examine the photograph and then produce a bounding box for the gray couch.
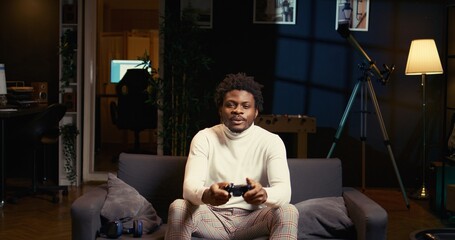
[71,153,387,240]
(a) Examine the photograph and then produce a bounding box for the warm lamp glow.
[0,64,7,95]
[405,39,443,75]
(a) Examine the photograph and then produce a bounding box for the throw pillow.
[295,196,355,239]
[101,173,162,233]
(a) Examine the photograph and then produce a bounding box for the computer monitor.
[110,60,145,84]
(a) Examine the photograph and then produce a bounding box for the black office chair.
[8,103,68,203]
[110,69,157,152]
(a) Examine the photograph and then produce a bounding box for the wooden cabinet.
[98,30,159,95]
[58,0,82,186]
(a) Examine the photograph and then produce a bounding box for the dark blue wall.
[176,0,449,188]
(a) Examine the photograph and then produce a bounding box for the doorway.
[94,0,160,173]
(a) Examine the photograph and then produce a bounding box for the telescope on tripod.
[327,23,409,208]
[336,23,394,85]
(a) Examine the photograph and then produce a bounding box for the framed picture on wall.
[254,0,296,25]
[335,0,370,31]
[181,0,213,29]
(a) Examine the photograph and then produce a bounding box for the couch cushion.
[295,196,355,239]
[101,173,162,234]
[288,158,343,203]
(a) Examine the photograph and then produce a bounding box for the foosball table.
[255,114,316,158]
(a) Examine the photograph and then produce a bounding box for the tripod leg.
[361,80,368,191]
[327,81,361,158]
[366,79,410,208]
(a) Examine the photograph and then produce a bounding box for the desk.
[0,106,45,207]
[255,115,316,158]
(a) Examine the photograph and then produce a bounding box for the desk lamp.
[405,39,443,199]
[0,64,7,106]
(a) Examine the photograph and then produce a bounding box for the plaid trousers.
[165,199,298,240]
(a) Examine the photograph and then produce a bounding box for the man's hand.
[243,178,267,205]
[202,182,231,206]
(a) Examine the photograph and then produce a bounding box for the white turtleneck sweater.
[183,123,291,210]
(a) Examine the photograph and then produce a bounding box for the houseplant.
[59,28,77,90]
[141,6,212,156]
[60,123,79,185]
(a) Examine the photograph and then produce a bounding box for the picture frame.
[181,0,213,29]
[253,0,296,25]
[335,0,370,31]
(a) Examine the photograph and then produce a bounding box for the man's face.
[219,90,258,133]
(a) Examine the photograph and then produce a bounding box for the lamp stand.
[411,73,429,200]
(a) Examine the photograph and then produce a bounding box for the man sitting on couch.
[165,73,299,239]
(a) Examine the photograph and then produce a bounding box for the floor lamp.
[405,39,443,199]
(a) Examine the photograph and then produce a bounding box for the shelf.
[62,23,78,27]
[59,0,81,187]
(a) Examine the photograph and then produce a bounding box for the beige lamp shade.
[405,39,443,75]
[0,64,6,95]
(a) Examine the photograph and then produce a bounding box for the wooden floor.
[0,186,453,240]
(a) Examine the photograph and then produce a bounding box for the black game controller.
[224,183,252,197]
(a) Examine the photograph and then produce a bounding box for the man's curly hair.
[214,72,264,112]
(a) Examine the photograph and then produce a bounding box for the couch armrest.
[71,185,108,240]
[342,187,388,240]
